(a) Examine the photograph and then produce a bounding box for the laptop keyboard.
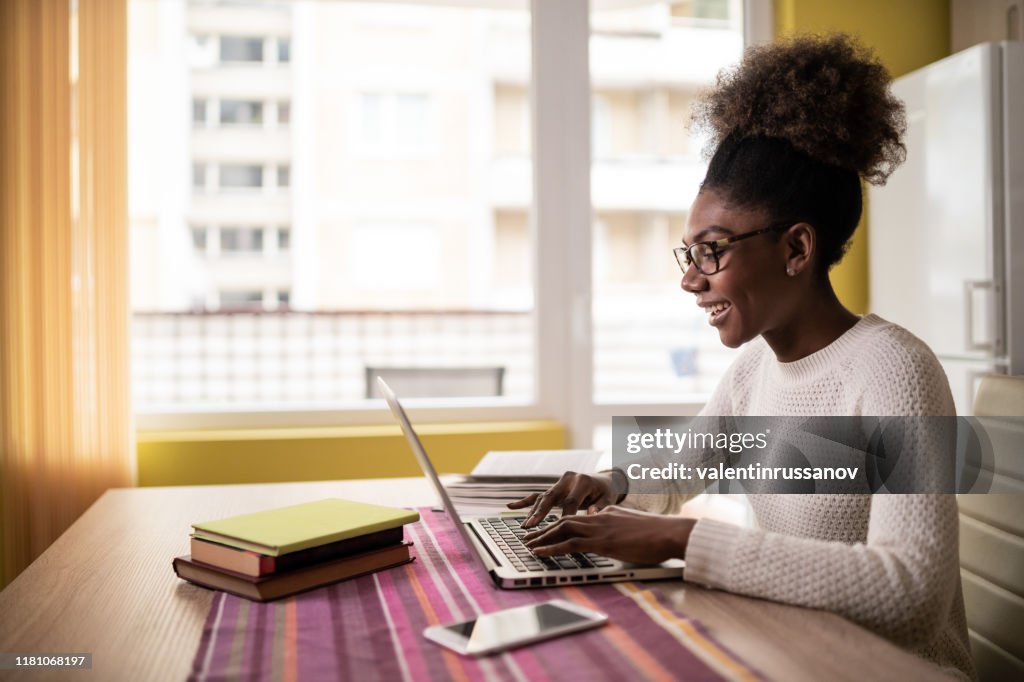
[479,516,617,573]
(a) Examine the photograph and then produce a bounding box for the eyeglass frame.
[673,222,793,276]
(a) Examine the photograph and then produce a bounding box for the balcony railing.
[131,305,734,410]
[131,309,533,408]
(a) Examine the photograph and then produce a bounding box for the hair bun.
[692,33,906,185]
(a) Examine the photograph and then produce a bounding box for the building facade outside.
[128,0,743,409]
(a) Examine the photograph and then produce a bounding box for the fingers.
[523,471,575,528]
[558,476,592,518]
[528,538,588,557]
[523,518,600,556]
[506,493,539,510]
[523,491,556,528]
[523,517,591,546]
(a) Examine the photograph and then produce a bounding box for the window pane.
[590,1,744,403]
[192,98,206,124]
[220,36,264,63]
[219,164,263,189]
[220,99,263,125]
[128,0,533,409]
[192,162,206,189]
[191,226,207,251]
[220,290,263,309]
[220,227,264,253]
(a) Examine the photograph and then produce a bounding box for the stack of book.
[173,499,419,602]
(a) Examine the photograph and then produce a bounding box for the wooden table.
[0,479,951,681]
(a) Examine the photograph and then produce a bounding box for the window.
[218,164,263,190]
[193,98,207,125]
[128,0,755,435]
[219,36,264,63]
[356,91,433,156]
[220,227,264,254]
[192,162,206,190]
[219,289,264,310]
[220,99,263,125]
[190,226,207,252]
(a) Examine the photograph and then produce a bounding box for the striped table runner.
[189,509,762,681]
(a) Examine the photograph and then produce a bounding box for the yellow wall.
[774,0,951,313]
[138,420,565,486]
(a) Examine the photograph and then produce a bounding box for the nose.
[681,262,707,294]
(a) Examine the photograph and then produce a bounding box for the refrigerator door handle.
[964,280,995,352]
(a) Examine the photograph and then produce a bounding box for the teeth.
[706,302,729,315]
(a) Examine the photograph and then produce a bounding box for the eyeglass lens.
[679,243,717,275]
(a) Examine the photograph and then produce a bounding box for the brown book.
[173,542,413,602]
[190,526,404,577]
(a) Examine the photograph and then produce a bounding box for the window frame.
[135,0,771,439]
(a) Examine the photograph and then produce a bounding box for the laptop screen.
[377,377,489,569]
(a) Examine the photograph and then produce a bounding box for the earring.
[786,267,795,276]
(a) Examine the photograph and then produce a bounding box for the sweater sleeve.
[683,495,962,647]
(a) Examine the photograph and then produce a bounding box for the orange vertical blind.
[0,0,133,588]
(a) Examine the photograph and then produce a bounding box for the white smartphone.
[423,599,608,657]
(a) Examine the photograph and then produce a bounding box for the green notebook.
[191,499,420,556]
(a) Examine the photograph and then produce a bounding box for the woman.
[510,34,976,680]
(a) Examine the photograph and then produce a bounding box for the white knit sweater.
[624,314,976,680]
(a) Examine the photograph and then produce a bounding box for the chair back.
[365,366,505,399]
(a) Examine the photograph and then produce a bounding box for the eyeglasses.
[673,222,791,276]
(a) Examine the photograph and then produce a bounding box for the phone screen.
[442,602,597,654]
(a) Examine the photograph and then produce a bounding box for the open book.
[446,449,604,514]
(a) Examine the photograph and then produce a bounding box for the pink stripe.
[375,564,433,681]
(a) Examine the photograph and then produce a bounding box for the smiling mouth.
[705,302,731,324]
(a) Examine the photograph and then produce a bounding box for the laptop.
[378,377,685,589]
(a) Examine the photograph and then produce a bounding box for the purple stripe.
[208,590,243,677]
[356,572,408,681]
[337,577,396,681]
[240,601,265,680]
[294,590,341,681]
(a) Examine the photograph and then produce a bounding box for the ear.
[782,223,815,276]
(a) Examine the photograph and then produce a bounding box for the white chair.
[365,366,505,399]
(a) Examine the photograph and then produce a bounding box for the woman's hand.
[507,470,621,529]
[523,506,695,565]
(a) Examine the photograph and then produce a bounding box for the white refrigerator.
[868,42,1024,415]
